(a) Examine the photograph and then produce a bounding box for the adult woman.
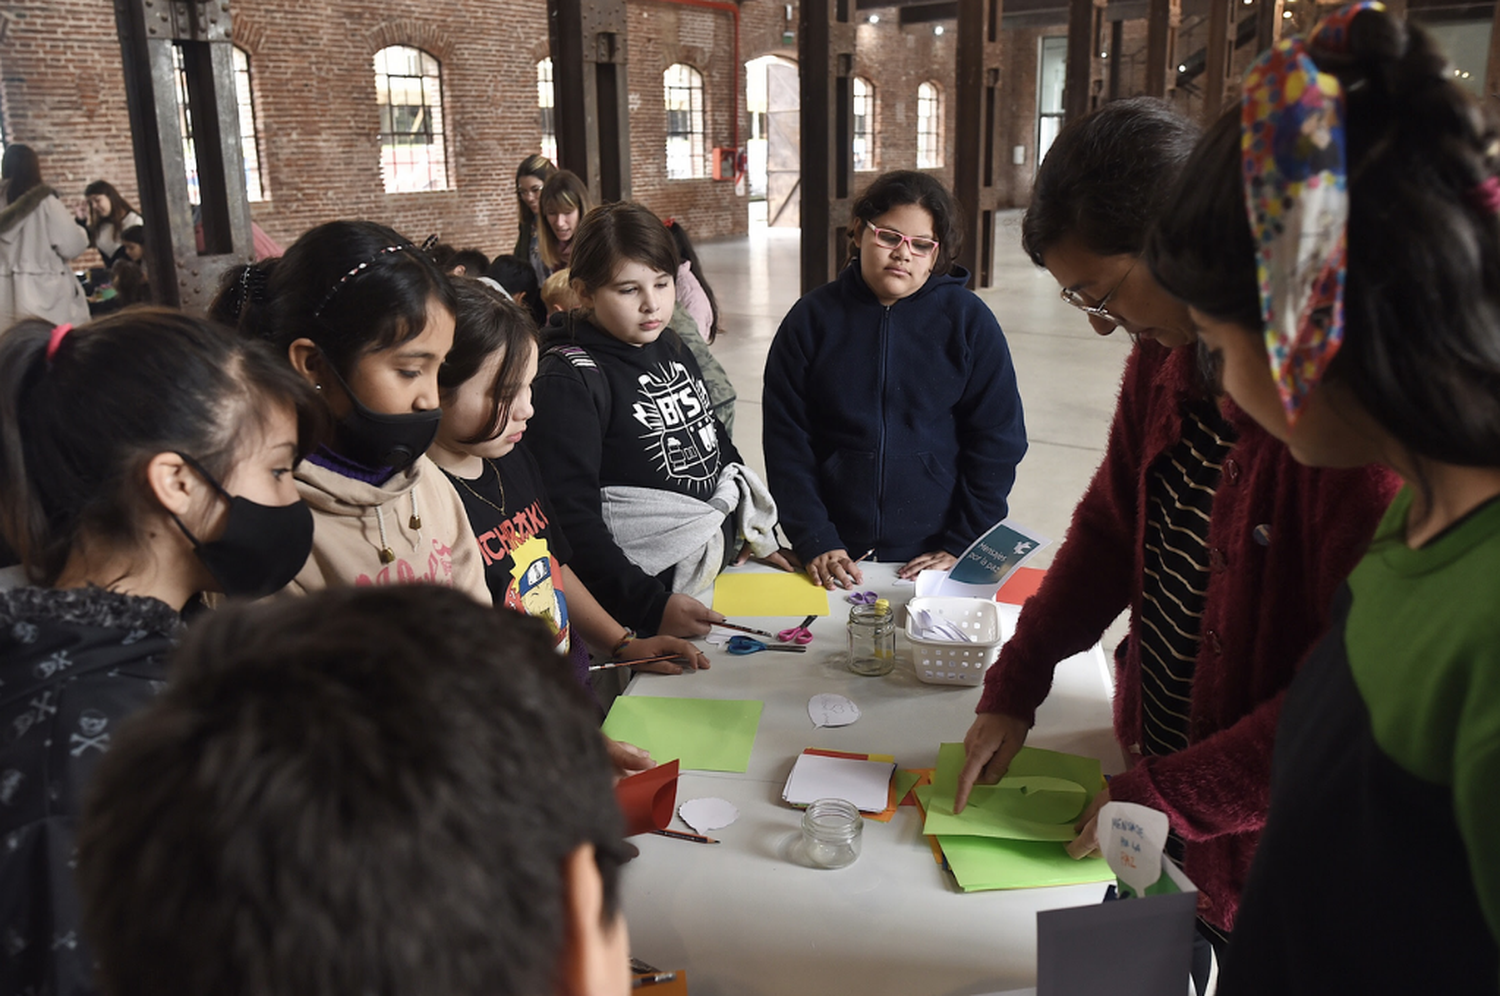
[0,145,89,328]
[533,169,590,286]
[950,98,1397,976]
[1147,7,1500,990]
[512,153,556,260]
[81,180,142,265]
[0,309,319,996]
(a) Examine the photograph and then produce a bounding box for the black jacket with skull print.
[0,586,178,996]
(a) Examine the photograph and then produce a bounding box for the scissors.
[727,635,807,655]
[776,614,817,645]
[846,590,879,605]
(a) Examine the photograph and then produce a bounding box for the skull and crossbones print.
[69,709,110,756]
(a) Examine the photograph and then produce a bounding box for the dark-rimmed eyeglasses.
[866,224,939,258]
[1060,260,1136,329]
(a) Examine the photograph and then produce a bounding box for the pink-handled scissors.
[776,614,816,644]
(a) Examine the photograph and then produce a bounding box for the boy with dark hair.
[76,585,633,996]
[488,253,546,326]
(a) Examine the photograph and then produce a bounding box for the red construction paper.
[995,566,1046,605]
[615,759,680,836]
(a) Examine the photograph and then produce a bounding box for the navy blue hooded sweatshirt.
[763,263,1026,564]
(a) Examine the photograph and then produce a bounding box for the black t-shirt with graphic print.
[443,444,574,654]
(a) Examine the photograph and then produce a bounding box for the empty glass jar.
[800,797,863,868]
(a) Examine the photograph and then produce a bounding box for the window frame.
[852,75,876,173]
[232,45,266,202]
[537,57,558,163]
[373,44,451,194]
[916,80,943,169]
[664,63,707,181]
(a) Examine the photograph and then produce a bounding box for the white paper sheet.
[781,752,895,812]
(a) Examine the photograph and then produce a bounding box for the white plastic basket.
[905,596,1004,686]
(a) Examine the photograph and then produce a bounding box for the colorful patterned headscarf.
[1240,3,1382,421]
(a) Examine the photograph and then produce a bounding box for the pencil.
[651,828,719,844]
[588,654,683,672]
[854,547,876,563]
[633,971,679,988]
[715,621,778,639]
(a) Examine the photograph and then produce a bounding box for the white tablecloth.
[618,563,1125,996]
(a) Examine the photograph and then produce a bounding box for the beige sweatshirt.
[287,455,492,605]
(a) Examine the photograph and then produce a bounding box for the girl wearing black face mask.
[0,308,321,996]
[228,220,490,603]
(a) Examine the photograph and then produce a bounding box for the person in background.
[77,586,634,996]
[489,253,546,327]
[764,169,1026,587]
[447,248,489,278]
[663,217,721,342]
[0,310,319,996]
[0,145,89,329]
[513,153,557,260]
[534,170,590,286]
[1147,6,1500,991]
[79,180,141,266]
[951,97,1397,991]
[541,268,580,314]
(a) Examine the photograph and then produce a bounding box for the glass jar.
[846,599,896,676]
[800,797,863,868]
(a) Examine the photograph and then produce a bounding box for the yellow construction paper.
[712,571,831,617]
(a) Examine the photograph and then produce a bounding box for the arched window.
[374,45,450,193]
[537,58,557,162]
[852,76,875,172]
[232,46,265,201]
[664,63,706,180]
[917,81,943,169]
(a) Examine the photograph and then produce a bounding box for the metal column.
[114,0,253,312]
[1144,0,1181,98]
[953,0,1003,287]
[799,0,856,293]
[1201,0,1237,123]
[548,0,632,203]
[1256,0,1285,55]
[1063,0,1105,121]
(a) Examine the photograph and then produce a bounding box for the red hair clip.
[46,323,73,364]
[1468,176,1500,215]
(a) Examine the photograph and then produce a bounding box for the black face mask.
[171,453,315,599]
[323,358,441,472]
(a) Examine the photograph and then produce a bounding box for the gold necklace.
[451,458,506,516]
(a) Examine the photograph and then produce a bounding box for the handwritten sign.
[1098,801,1170,897]
[808,693,861,728]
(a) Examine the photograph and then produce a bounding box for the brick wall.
[0,0,1197,259]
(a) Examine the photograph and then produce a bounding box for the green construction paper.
[894,769,923,805]
[602,696,764,773]
[922,742,1103,841]
[936,828,1115,891]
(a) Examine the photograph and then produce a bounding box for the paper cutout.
[782,752,895,812]
[712,571,831,617]
[921,742,1102,841]
[894,768,931,807]
[915,519,1050,599]
[808,693,860,728]
[1099,801,1171,898]
[678,797,739,833]
[704,632,730,647]
[614,759,680,836]
[931,823,1115,891]
[601,697,764,773]
[995,566,1047,605]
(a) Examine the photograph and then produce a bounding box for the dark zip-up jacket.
[763,263,1026,563]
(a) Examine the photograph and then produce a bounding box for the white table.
[618,563,1125,996]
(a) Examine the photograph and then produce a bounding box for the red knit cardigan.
[977,340,1398,932]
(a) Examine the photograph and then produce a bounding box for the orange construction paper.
[615,759,679,836]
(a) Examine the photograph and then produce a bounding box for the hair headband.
[1241,2,1381,421]
[46,324,73,364]
[312,244,411,318]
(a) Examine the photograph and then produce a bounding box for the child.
[446,247,490,278]
[534,169,590,285]
[488,253,546,327]
[236,220,490,602]
[433,278,708,673]
[764,170,1027,587]
[664,217,721,342]
[1147,6,1500,991]
[528,201,793,638]
[541,267,580,313]
[77,585,633,996]
[0,309,318,996]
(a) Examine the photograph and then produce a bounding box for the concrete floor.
[696,210,1134,572]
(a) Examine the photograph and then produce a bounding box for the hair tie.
[312,244,411,318]
[1469,176,1500,215]
[46,324,73,364]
